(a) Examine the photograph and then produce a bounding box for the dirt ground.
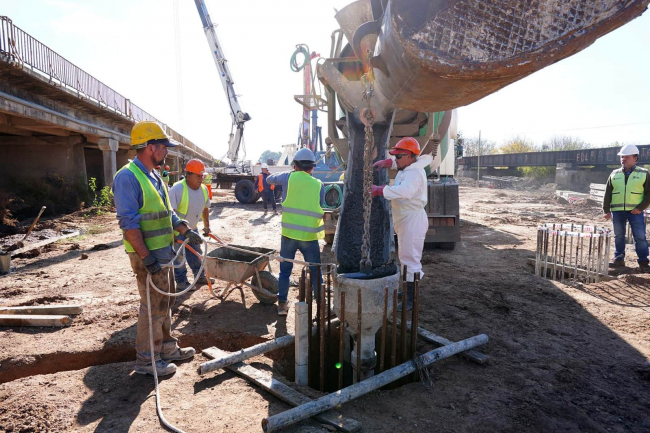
[1,186,649,433]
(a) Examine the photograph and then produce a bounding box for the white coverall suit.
[383,154,432,282]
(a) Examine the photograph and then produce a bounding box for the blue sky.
[2,0,649,159]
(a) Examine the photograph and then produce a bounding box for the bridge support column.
[98,138,118,186]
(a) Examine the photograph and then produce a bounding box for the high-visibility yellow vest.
[203,173,212,186]
[281,171,324,241]
[116,162,174,252]
[609,166,648,211]
[162,172,170,185]
[172,179,209,234]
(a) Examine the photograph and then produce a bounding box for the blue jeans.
[261,190,276,210]
[173,231,205,283]
[278,236,321,303]
[612,211,649,263]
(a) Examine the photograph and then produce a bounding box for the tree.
[460,133,498,157]
[258,150,282,165]
[541,135,590,151]
[499,136,537,154]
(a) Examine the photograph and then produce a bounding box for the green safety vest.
[281,171,324,241]
[609,166,648,211]
[172,179,209,235]
[203,173,212,186]
[117,162,174,252]
[162,172,170,184]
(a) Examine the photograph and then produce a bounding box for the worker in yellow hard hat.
[112,121,201,377]
[169,159,214,290]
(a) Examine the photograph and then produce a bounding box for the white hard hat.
[617,144,640,156]
[261,163,269,169]
[294,147,316,163]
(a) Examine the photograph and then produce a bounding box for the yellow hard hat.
[130,121,177,149]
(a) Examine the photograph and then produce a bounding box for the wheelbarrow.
[204,244,279,304]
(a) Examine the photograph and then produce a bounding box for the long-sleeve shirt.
[603,165,650,213]
[112,156,183,231]
[383,154,432,225]
[255,172,273,192]
[267,170,325,205]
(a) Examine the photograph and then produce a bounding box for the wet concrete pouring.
[1,186,649,432]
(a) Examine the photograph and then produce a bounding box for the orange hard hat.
[164,165,170,170]
[185,159,205,175]
[389,137,420,155]
[155,165,161,169]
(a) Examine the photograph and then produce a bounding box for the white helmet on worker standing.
[294,147,316,163]
[617,144,640,156]
[261,163,269,169]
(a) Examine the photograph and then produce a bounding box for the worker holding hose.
[169,159,215,291]
[268,148,325,316]
[371,137,433,311]
[113,121,203,377]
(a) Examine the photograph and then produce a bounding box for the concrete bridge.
[0,16,213,200]
[458,144,650,192]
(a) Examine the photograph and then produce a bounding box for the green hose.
[290,44,310,72]
[323,184,343,209]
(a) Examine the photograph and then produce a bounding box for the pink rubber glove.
[371,185,385,197]
[372,158,393,169]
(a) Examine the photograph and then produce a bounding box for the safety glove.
[372,159,393,169]
[185,230,203,245]
[371,185,385,197]
[142,254,162,275]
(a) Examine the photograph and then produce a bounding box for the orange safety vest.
[258,173,275,192]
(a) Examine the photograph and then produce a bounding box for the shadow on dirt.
[361,220,650,432]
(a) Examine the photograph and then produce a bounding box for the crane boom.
[194,0,250,163]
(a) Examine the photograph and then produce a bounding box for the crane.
[194,0,251,165]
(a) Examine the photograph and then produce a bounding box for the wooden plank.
[0,304,83,315]
[590,183,606,191]
[203,347,361,433]
[0,314,71,327]
[390,320,488,365]
[10,231,80,257]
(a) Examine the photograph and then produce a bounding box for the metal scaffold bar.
[262,334,489,432]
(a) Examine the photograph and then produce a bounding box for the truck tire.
[249,190,260,204]
[250,271,279,304]
[235,179,256,204]
[274,186,282,201]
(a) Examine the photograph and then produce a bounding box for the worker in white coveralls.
[371,137,432,311]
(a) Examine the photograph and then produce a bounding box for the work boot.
[176,280,191,291]
[273,209,278,215]
[397,282,415,312]
[195,275,215,287]
[277,302,288,316]
[162,347,196,362]
[639,261,650,273]
[134,360,177,377]
[609,259,625,268]
[263,209,268,215]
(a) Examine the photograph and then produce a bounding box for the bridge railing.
[0,16,213,161]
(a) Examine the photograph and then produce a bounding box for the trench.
[0,330,278,385]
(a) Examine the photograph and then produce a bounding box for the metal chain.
[359,53,376,273]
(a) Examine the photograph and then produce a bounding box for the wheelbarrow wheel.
[251,271,279,304]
